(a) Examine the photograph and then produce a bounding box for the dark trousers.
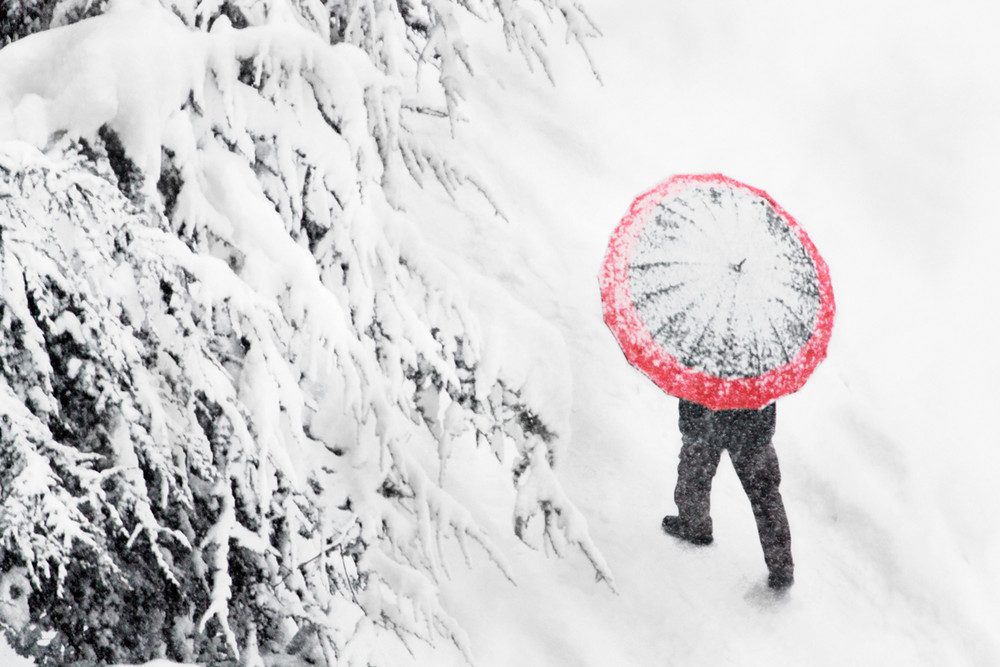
[675,433,793,576]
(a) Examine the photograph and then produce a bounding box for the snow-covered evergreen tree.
[0,0,607,664]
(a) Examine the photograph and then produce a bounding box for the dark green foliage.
[98,125,145,203]
[0,0,108,45]
[0,0,56,44]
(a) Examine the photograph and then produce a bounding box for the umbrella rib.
[662,206,697,226]
[630,260,693,271]
[688,319,717,371]
[652,212,682,230]
[687,302,723,372]
[752,316,765,377]
[728,187,741,233]
[782,278,820,299]
[644,234,679,244]
[767,317,793,366]
[741,305,765,378]
[651,311,686,344]
[720,286,743,378]
[694,189,732,257]
[633,283,687,309]
[729,187,756,257]
[673,197,699,214]
[703,190,722,225]
[773,296,815,342]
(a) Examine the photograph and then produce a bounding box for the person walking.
[600,174,835,591]
[660,399,794,590]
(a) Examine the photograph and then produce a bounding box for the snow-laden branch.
[0,0,608,664]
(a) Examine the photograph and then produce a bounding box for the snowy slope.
[408,1,1000,665]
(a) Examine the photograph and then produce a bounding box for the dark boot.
[768,568,794,591]
[669,434,722,544]
[662,515,713,545]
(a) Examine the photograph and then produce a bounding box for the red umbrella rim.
[600,173,836,410]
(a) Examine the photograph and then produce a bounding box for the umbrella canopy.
[600,174,835,410]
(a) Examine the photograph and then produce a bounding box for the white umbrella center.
[627,184,821,379]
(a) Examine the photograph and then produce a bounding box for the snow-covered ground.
[3,1,998,665]
[406,1,1000,665]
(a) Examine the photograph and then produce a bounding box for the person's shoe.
[767,569,794,591]
[661,515,713,546]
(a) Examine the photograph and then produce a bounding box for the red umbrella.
[600,174,835,410]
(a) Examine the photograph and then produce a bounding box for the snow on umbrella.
[600,174,835,410]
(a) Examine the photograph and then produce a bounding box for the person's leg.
[664,434,722,544]
[729,443,794,587]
